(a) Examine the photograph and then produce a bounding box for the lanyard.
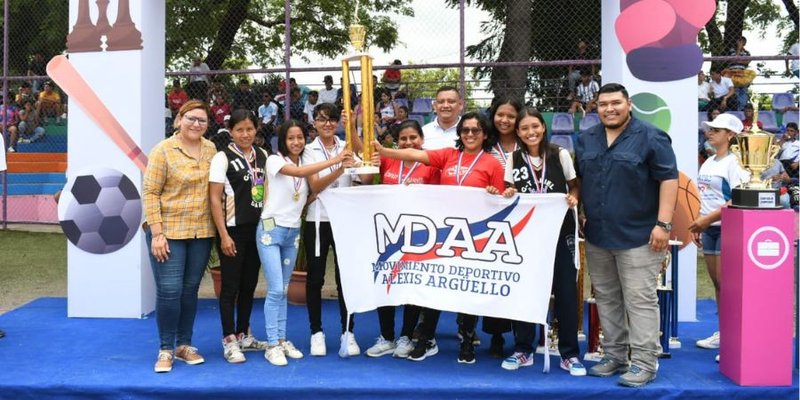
[398,161,420,185]
[523,152,547,193]
[317,137,340,174]
[455,150,484,186]
[281,153,304,199]
[494,142,518,166]
[229,143,259,184]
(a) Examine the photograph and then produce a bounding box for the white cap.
[702,113,743,134]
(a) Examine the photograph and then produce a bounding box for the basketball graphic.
[672,171,701,249]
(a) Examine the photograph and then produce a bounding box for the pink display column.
[719,208,795,386]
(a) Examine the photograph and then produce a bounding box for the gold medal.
[293,192,300,202]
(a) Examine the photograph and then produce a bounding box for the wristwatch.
[656,221,672,232]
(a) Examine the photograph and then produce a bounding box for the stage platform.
[0,298,796,399]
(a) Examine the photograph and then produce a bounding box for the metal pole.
[2,0,9,230]
[458,0,465,100]
[283,0,291,122]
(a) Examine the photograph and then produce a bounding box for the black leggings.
[304,221,353,334]
[377,305,421,341]
[217,224,261,337]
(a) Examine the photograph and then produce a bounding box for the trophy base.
[730,187,781,209]
[344,165,380,175]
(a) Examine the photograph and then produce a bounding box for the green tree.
[2,0,412,75]
[401,66,478,109]
[167,0,414,70]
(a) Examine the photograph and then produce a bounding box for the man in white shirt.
[697,71,711,111]
[257,92,278,129]
[422,86,463,149]
[318,75,338,105]
[189,57,210,83]
[304,91,319,125]
[708,68,737,111]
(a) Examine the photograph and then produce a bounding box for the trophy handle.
[730,144,742,165]
[768,144,780,163]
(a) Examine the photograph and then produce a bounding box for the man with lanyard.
[422,86,463,150]
[575,83,678,388]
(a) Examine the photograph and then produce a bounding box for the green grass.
[0,230,67,312]
[0,229,716,314]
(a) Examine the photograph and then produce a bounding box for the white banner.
[319,185,569,324]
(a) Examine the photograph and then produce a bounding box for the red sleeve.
[489,160,506,191]
[426,148,452,170]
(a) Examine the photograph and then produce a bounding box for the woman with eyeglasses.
[143,100,217,373]
[304,102,369,358]
[374,111,504,364]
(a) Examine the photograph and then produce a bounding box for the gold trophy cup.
[730,97,781,208]
[340,10,379,175]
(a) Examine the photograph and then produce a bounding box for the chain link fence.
[1,0,797,225]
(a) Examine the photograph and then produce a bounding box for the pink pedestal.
[719,208,795,386]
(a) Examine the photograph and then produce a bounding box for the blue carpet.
[0,298,796,399]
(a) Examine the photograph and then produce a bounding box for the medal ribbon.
[317,136,341,174]
[281,152,304,195]
[398,161,420,185]
[523,152,547,193]
[495,142,518,166]
[455,150,484,186]
[230,143,258,184]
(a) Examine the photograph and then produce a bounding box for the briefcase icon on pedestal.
[756,240,779,257]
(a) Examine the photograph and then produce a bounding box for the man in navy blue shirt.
[575,83,678,388]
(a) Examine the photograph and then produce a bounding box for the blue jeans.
[735,86,749,111]
[256,223,300,345]
[146,230,212,350]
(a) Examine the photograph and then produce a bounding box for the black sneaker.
[458,334,476,364]
[489,334,505,358]
[408,338,438,361]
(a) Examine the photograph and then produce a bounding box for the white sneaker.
[222,335,246,364]
[17,138,31,144]
[265,346,287,366]
[393,336,415,358]
[715,354,720,363]
[366,336,396,357]
[280,340,304,359]
[342,332,361,356]
[7,146,15,153]
[696,331,720,349]
[310,332,327,356]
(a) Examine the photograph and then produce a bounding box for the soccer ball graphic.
[58,168,142,254]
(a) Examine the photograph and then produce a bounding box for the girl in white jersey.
[257,119,353,366]
[690,113,750,360]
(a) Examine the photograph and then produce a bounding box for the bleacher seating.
[783,111,799,128]
[698,112,708,131]
[757,110,779,133]
[410,98,432,115]
[772,92,795,111]
[724,111,744,121]
[408,114,425,126]
[394,98,408,109]
[550,134,574,154]
[579,113,600,131]
[551,112,574,135]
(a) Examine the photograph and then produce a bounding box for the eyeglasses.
[315,117,339,125]
[183,115,209,125]
[459,127,483,135]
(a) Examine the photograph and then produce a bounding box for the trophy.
[730,96,782,208]
[341,1,379,175]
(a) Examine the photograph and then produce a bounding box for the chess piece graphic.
[66,0,102,53]
[105,0,143,51]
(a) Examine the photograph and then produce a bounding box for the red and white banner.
[319,185,569,324]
